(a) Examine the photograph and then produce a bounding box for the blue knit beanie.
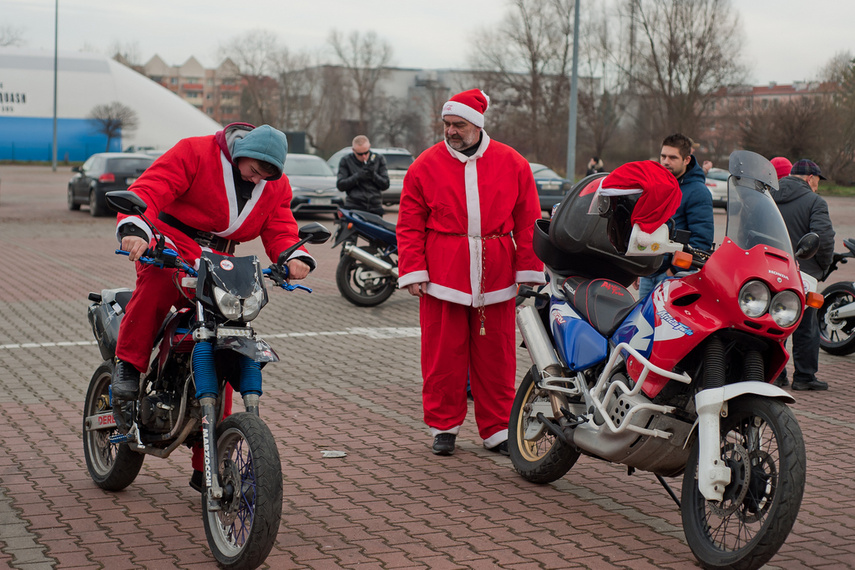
[232,125,288,180]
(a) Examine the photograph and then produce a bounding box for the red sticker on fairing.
[219,260,234,271]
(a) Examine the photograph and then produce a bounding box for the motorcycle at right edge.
[817,237,855,354]
[511,151,822,570]
[332,207,399,306]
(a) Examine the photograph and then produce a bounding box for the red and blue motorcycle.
[512,151,822,570]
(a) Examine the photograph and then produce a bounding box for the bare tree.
[328,30,393,135]
[0,25,25,47]
[88,102,139,151]
[621,0,747,149]
[218,30,282,126]
[468,0,576,171]
[110,41,143,68]
[577,2,633,168]
[819,50,854,84]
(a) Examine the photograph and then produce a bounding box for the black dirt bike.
[82,190,330,569]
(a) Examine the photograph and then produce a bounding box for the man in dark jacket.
[638,133,714,297]
[336,135,390,216]
[773,159,835,391]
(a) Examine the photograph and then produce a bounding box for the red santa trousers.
[420,294,516,445]
[115,262,233,472]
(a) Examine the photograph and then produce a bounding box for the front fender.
[215,335,279,363]
[692,382,794,501]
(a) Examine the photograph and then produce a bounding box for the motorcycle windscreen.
[550,301,608,371]
[725,161,793,257]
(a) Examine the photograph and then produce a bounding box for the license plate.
[309,198,331,205]
[217,327,254,338]
[126,177,137,184]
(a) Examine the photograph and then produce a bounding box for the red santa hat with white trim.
[597,160,682,233]
[442,89,490,128]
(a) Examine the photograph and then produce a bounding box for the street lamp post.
[52,0,58,171]
[565,0,581,181]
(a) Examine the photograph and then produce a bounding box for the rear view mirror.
[795,232,820,260]
[298,222,332,245]
[105,190,147,215]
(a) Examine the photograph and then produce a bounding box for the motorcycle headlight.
[739,280,770,318]
[769,290,801,328]
[213,286,242,320]
[242,288,265,321]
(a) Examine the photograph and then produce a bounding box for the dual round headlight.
[738,280,801,328]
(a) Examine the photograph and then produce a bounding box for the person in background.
[771,156,793,180]
[637,133,714,298]
[772,159,835,391]
[336,135,390,216]
[586,156,605,176]
[397,89,545,457]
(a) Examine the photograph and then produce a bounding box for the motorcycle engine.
[139,393,180,433]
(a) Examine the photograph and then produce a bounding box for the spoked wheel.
[203,413,282,569]
[82,361,145,491]
[508,369,580,483]
[681,396,805,570]
[335,246,396,307]
[818,281,855,355]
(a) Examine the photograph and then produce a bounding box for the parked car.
[530,163,572,212]
[327,147,414,205]
[284,153,343,216]
[67,152,155,217]
[705,167,728,208]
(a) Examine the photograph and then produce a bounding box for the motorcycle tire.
[82,361,145,491]
[335,248,395,307]
[818,281,855,355]
[203,412,282,569]
[508,369,580,484]
[681,396,805,570]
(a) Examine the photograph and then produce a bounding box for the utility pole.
[52,0,58,171]
[565,0,581,180]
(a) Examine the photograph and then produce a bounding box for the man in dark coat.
[773,159,835,391]
[637,133,714,298]
[336,135,390,216]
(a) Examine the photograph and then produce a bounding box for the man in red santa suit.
[397,89,545,456]
[111,122,316,488]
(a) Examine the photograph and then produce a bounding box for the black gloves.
[359,168,373,181]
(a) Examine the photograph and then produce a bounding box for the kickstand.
[656,474,681,508]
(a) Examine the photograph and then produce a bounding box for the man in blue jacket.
[638,133,714,298]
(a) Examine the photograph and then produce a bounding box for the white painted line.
[0,327,421,352]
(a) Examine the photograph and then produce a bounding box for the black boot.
[112,360,140,400]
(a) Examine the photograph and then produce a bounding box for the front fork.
[193,304,263,511]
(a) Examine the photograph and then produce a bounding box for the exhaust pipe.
[343,243,399,279]
[516,305,561,376]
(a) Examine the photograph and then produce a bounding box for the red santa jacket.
[397,132,545,306]
[116,125,312,268]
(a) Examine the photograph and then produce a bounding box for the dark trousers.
[781,307,819,383]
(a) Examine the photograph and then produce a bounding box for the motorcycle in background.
[817,237,855,355]
[332,207,398,306]
[512,151,821,570]
[83,190,330,569]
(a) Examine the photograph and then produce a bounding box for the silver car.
[284,153,344,216]
[705,167,728,209]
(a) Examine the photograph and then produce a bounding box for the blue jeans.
[638,272,669,299]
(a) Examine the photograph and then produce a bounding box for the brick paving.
[1,164,855,569]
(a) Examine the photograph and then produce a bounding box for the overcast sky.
[5,0,854,86]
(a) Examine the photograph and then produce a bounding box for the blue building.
[0,48,222,162]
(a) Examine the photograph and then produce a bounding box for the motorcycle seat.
[561,276,638,337]
[352,210,397,233]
